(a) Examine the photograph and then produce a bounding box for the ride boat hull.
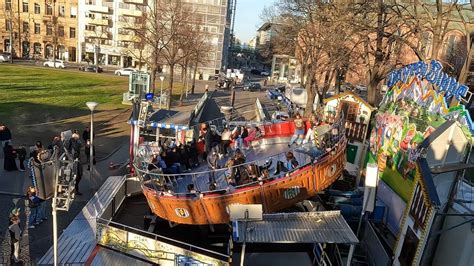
[141,138,346,225]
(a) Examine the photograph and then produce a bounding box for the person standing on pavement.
[67,132,83,195]
[84,140,96,171]
[16,144,27,171]
[30,141,44,164]
[3,143,18,171]
[9,215,22,263]
[82,127,93,143]
[0,124,12,153]
[26,187,41,228]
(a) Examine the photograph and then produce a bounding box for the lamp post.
[159,75,165,109]
[86,102,98,189]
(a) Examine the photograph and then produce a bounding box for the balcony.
[123,0,146,5]
[84,30,111,39]
[117,34,138,42]
[86,18,110,26]
[118,21,141,30]
[87,5,109,14]
[118,8,142,17]
[325,114,368,143]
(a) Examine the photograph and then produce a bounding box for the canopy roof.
[233,211,358,244]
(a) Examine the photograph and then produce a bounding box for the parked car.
[115,68,137,76]
[243,82,262,91]
[260,71,270,76]
[0,53,11,62]
[43,60,65,68]
[79,65,103,73]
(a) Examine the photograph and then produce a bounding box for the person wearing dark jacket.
[82,127,93,143]
[30,141,44,164]
[16,145,27,171]
[84,140,96,171]
[0,124,12,155]
[3,143,18,171]
[204,127,213,157]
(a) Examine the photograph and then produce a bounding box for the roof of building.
[233,211,359,244]
[323,91,376,111]
[257,22,274,32]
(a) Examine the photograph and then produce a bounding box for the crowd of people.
[1,124,96,196]
[145,111,337,196]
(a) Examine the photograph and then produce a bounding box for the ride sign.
[386,60,471,103]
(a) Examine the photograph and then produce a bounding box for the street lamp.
[86,102,98,189]
[159,75,165,109]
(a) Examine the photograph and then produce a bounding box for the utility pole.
[9,19,13,63]
[17,0,21,57]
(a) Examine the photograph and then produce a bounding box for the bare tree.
[160,0,196,109]
[127,1,169,93]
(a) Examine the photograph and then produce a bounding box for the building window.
[46,25,52,35]
[34,23,40,34]
[23,22,29,33]
[70,7,77,18]
[70,27,76,38]
[34,3,40,14]
[5,20,11,31]
[46,4,52,15]
[59,6,65,17]
[6,0,12,11]
[22,1,28,12]
[58,26,64,37]
[85,25,96,31]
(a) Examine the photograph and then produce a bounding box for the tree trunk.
[180,63,188,105]
[150,65,157,94]
[167,64,174,109]
[191,60,198,95]
[367,77,380,106]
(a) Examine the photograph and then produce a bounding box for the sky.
[233,0,276,44]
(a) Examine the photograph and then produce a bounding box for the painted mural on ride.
[369,60,473,203]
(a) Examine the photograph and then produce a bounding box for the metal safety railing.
[134,115,347,196]
[96,217,229,262]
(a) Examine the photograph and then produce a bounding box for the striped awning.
[129,120,189,130]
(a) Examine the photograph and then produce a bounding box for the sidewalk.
[0,142,130,264]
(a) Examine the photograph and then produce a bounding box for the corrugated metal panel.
[38,176,126,265]
[92,247,152,266]
[235,211,358,244]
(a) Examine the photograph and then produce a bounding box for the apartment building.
[77,0,144,68]
[181,0,232,77]
[77,0,231,75]
[0,0,79,61]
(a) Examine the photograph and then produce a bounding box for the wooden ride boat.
[135,118,347,225]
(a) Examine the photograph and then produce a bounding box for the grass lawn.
[0,64,184,126]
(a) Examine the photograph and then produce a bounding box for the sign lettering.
[386,60,471,102]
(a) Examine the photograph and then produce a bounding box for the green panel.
[347,144,358,164]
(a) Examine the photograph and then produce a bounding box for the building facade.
[182,0,232,78]
[77,0,144,68]
[0,0,79,61]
